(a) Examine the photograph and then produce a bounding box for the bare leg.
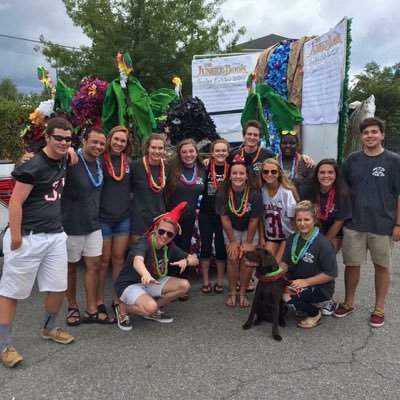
[343,265,361,308]
[66,262,78,309]
[111,235,129,305]
[124,294,158,317]
[0,296,17,324]
[215,260,226,286]
[227,258,239,295]
[83,256,101,314]
[201,259,210,286]
[374,263,390,312]
[157,278,190,307]
[44,292,65,313]
[97,238,112,306]
[238,258,252,307]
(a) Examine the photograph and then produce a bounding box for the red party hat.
[144,201,187,236]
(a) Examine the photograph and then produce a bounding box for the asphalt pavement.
[1,243,400,400]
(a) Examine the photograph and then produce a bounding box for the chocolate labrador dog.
[242,248,286,341]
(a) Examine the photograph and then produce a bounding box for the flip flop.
[201,283,212,294]
[297,316,322,329]
[226,293,237,308]
[239,295,250,308]
[213,283,224,294]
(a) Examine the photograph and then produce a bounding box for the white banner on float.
[192,53,260,136]
[301,19,347,124]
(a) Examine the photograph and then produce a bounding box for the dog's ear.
[258,248,279,271]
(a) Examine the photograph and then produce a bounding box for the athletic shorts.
[342,227,394,268]
[119,276,171,305]
[100,217,130,239]
[66,229,102,263]
[0,229,68,299]
[223,229,259,245]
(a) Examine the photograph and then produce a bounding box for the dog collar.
[255,268,285,282]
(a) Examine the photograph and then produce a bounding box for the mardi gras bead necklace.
[317,187,336,221]
[228,186,249,217]
[143,156,165,192]
[277,152,299,181]
[179,163,198,185]
[103,152,126,181]
[147,232,168,277]
[210,158,228,189]
[290,226,319,264]
[240,144,262,163]
[77,148,103,188]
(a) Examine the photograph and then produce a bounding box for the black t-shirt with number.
[11,149,66,232]
[115,236,188,297]
[215,187,263,231]
[61,157,103,235]
[200,163,226,214]
[99,155,132,223]
[282,232,338,298]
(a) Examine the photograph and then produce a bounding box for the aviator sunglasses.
[51,134,73,143]
[157,228,175,238]
[262,169,278,175]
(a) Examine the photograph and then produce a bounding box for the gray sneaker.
[115,305,133,332]
[321,300,337,316]
[143,309,173,323]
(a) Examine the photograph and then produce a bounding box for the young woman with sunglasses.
[259,158,299,263]
[164,139,207,300]
[198,139,229,294]
[215,154,263,308]
[95,126,132,323]
[130,133,169,242]
[280,201,338,329]
[277,131,314,200]
[114,203,199,330]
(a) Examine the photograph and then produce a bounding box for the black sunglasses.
[157,228,175,238]
[51,134,73,143]
[262,169,278,175]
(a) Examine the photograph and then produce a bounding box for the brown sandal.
[239,295,250,308]
[213,283,224,294]
[226,293,237,308]
[66,307,81,326]
[201,283,212,294]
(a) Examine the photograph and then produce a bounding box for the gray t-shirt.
[62,157,103,235]
[282,232,338,298]
[342,149,400,235]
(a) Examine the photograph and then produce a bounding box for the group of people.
[0,116,399,369]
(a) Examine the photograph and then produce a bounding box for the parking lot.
[1,244,400,400]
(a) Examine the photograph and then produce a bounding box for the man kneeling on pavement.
[114,202,198,330]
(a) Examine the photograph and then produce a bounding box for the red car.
[0,160,15,255]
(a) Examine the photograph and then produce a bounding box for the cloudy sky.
[0,0,398,93]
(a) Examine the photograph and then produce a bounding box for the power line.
[0,33,80,50]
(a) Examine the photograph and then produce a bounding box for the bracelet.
[185,257,189,266]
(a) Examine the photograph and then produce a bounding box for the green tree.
[351,61,400,135]
[38,0,245,93]
[0,78,18,101]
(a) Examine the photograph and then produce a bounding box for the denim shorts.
[100,217,131,239]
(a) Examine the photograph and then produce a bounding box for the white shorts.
[66,230,103,263]
[120,276,171,305]
[223,229,259,245]
[0,229,68,299]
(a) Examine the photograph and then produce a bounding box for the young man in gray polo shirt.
[334,117,400,327]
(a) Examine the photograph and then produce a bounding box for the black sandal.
[213,283,224,294]
[81,310,100,324]
[97,304,116,324]
[201,283,212,294]
[66,307,81,326]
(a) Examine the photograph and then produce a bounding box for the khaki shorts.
[66,230,103,263]
[342,227,394,268]
[223,229,259,245]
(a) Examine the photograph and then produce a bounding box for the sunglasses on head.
[281,130,296,136]
[262,169,278,175]
[51,134,73,143]
[157,228,175,238]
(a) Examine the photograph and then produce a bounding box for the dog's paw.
[242,323,252,330]
[272,334,282,342]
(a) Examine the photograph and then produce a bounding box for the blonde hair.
[294,200,319,222]
[259,158,299,201]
